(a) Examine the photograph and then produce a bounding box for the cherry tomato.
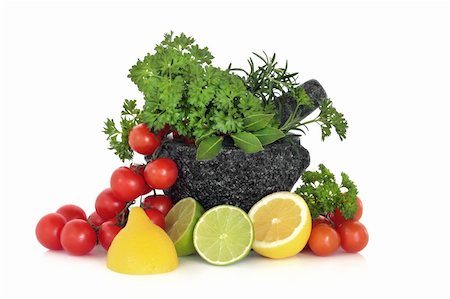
[144,208,165,229]
[330,197,363,226]
[184,137,195,144]
[337,220,369,253]
[144,158,178,189]
[98,220,122,250]
[141,185,153,196]
[60,219,97,255]
[35,213,67,250]
[110,166,146,202]
[56,204,87,221]
[156,124,171,139]
[312,215,332,227]
[87,211,105,228]
[172,131,181,139]
[128,123,161,155]
[130,164,153,195]
[142,195,173,216]
[95,188,127,220]
[308,223,341,256]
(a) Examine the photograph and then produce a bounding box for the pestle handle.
[277,79,327,125]
[299,79,327,120]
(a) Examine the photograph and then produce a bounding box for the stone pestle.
[277,79,327,125]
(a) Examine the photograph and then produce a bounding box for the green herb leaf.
[231,132,263,154]
[196,136,224,160]
[103,99,142,162]
[253,126,285,145]
[317,99,348,141]
[243,113,275,131]
[295,164,358,219]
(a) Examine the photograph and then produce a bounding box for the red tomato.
[110,166,146,202]
[330,197,363,226]
[35,213,67,250]
[142,195,173,216]
[128,123,161,155]
[130,163,153,195]
[144,208,165,229]
[95,188,127,220]
[98,221,122,250]
[184,137,195,144]
[172,131,181,139]
[337,220,369,253]
[141,184,153,196]
[308,224,341,256]
[156,124,171,139]
[144,158,178,189]
[87,211,105,228]
[312,215,331,227]
[56,204,87,221]
[60,219,97,255]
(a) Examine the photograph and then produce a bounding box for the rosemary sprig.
[230,52,299,107]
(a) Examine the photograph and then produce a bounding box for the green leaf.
[295,164,358,219]
[231,132,263,154]
[196,136,224,160]
[243,113,275,131]
[253,127,285,145]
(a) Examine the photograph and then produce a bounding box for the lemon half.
[107,207,178,275]
[248,192,312,259]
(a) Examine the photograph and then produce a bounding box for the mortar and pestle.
[147,79,327,212]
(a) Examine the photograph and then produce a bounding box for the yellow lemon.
[248,192,312,259]
[107,207,178,274]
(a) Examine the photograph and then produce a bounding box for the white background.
[1,0,449,298]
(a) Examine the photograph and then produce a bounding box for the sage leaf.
[196,135,224,160]
[231,132,263,154]
[253,127,285,145]
[243,113,275,131]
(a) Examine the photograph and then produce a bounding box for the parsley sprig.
[103,99,142,162]
[280,97,348,141]
[296,164,358,219]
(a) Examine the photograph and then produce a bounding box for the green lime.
[193,205,254,266]
[165,197,205,256]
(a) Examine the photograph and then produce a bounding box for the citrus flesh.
[193,205,254,265]
[248,192,312,259]
[165,197,204,256]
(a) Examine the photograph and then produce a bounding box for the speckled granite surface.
[157,138,310,212]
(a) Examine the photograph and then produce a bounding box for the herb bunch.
[234,53,348,141]
[104,32,349,162]
[296,164,358,219]
[124,32,282,160]
[230,52,299,106]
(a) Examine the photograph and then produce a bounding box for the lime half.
[193,205,254,266]
[165,197,205,256]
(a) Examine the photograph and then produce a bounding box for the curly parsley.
[126,32,280,160]
[103,99,142,162]
[296,164,358,219]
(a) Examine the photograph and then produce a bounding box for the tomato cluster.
[36,123,177,255]
[307,197,369,256]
